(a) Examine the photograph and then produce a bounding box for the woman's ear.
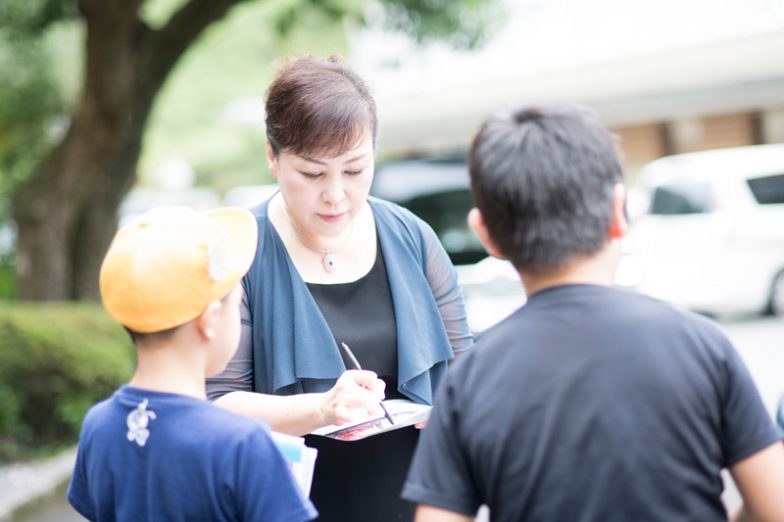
[609,183,628,239]
[195,300,222,341]
[468,207,506,259]
[265,142,278,178]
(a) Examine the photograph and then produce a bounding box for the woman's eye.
[344,169,363,176]
[300,171,323,178]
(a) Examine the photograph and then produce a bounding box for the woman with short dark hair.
[207,55,473,521]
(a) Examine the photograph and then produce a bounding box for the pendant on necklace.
[323,253,336,273]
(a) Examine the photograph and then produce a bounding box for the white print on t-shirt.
[127,398,157,447]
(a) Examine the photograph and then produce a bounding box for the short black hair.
[468,105,624,274]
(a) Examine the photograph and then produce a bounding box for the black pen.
[339,342,395,425]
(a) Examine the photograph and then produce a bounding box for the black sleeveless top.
[306,243,399,394]
[305,241,418,521]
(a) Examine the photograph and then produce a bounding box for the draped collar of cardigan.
[243,197,453,405]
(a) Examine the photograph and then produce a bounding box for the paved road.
[719,315,784,417]
[11,482,82,522]
[15,316,784,521]
[716,315,784,514]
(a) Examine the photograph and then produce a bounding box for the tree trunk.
[12,0,241,300]
[70,124,146,299]
[13,100,137,301]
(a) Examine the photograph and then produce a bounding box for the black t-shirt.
[403,284,781,522]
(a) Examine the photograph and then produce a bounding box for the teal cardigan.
[236,197,471,405]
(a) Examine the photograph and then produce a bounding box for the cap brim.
[207,207,259,287]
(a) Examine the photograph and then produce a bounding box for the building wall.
[613,123,669,178]
[762,109,784,143]
[614,109,784,179]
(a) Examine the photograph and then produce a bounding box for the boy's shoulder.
[81,387,270,444]
[464,284,731,368]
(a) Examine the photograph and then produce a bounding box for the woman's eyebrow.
[298,155,327,165]
[298,152,369,165]
[342,152,370,164]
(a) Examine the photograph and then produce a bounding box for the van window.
[371,158,485,265]
[649,183,714,215]
[404,189,486,265]
[746,173,784,205]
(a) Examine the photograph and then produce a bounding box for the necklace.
[281,203,354,273]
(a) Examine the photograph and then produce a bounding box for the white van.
[619,144,784,317]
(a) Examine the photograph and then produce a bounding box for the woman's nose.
[322,175,345,207]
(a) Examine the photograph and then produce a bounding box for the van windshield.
[649,182,714,215]
[746,173,784,205]
[650,183,713,215]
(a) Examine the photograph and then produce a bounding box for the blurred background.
[1,0,783,519]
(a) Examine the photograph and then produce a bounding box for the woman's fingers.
[366,376,386,396]
[324,371,386,425]
[341,370,385,397]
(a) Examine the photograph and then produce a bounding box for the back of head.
[468,105,624,274]
[99,206,258,337]
[265,55,377,158]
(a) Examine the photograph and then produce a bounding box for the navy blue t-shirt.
[403,284,781,521]
[68,386,317,521]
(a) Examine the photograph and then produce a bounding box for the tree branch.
[79,0,143,23]
[139,0,254,93]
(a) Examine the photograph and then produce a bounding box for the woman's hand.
[318,370,386,426]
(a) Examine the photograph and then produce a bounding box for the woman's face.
[269,128,375,237]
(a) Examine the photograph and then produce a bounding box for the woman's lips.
[318,212,345,223]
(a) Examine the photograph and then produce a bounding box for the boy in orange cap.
[67,206,317,521]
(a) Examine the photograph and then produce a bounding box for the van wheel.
[768,270,784,316]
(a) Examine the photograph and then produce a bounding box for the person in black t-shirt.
[402,105,784,522]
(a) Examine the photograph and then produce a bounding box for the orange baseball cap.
[99,206,258,333]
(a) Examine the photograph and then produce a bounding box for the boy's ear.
[265,142,278,178]
[467,207,506,259]
[609,183,628,240]
[195,300,222,341]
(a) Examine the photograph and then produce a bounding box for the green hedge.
[0,301,135,462]
[0,254,14,299]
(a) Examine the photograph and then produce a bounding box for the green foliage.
[2,0,500,201]
[0,248,15,300]
[140,0,190,29]
[1,4,81,299]
[0,4,80,289]
[0,33,65,222]
[378,0,502,49]
[0,302,136,462]
[0,15,78,300]
[138,0,501,194]
[0,0,78,35]
[270,0,362,36]
[1,0,499,301]
[139,0,352,193]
